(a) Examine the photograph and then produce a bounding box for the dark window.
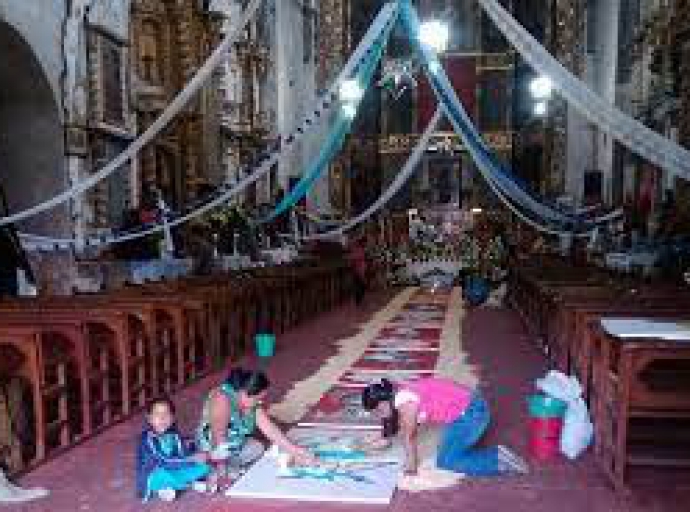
[102,37,124,126]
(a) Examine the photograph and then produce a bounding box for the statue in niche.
[64,0,92,125]
[139,20,162,84]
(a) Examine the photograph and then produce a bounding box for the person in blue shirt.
[136,398,212,502]
[196,368,317,479]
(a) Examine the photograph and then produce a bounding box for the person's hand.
[291,447,318,467]
[191,452,209,463]
[361,436,391,453]
[209,442,232,462]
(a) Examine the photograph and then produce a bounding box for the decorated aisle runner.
[231,287,477,503]
[269,287,418,424]
[299,286,477,429]
[299,288,450,428]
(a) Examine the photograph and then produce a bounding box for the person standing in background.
[0,186,35,298]
[349,236,368,307]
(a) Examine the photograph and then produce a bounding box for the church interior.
[0,1,689,510]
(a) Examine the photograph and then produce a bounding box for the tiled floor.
[16,291,689,511]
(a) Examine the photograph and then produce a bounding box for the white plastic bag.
[16,269,37,297]
[535,371,593,459]
[560,396,593,459]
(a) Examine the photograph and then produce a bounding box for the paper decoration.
[600,318,690,341]
[226,427,402,504]
[299,386,380,429]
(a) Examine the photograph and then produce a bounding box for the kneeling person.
[361,377,527,476]
[137,398,211,502]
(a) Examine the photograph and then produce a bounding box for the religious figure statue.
[139,21,162,84]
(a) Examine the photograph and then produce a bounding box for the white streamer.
[306,107,443,240]
[478,0,690,180]
[400,1,618,235]
[0,0,264,228]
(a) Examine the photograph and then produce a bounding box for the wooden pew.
[555,298,690,398]
[0,261,350,475]
[0,325,83,468]
[589,319,690,490]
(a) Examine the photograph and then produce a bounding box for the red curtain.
[417,56,476,132]
[637,165,659,215]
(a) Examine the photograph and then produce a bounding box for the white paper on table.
[600,317,690,341]
[226,427,403,504]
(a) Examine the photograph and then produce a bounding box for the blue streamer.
[400,0,584,229]
[260,11,398,224]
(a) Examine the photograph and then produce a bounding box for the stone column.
[66,153,88,249]
[564,0,620,207]
[593,0,621,203]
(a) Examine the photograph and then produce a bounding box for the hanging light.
[339,79,364,102]
[419,20,450,53]
[341,103,358,119]
[534,101,548,116]
[530,76,553,99]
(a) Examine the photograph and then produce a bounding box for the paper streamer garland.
[305,107,443,240]
[259,4,399,224]
[19,2,399,251]
[477,0,690,180]
[0,0,265,228]
[401,0,617,236]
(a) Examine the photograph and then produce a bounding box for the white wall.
[564,0,620,205]
[0,1,68,235]
[274,0,330,211]
[0,0,66,113]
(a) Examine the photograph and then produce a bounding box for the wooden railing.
[507,258,690,490]
[0,261,352,476]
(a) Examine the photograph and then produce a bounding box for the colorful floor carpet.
[264,287,478,495]
[270,287,476,426]
[16,291,686,510]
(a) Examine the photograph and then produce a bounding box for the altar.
[404,259,464,287]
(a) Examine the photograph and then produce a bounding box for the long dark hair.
[225,367,270,396]
[362,379,399,438]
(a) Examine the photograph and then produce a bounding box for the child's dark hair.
[361,379,399,438]
[147,397,175,415]
[225,367,270,396]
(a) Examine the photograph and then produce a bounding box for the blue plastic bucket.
[255,333,276,358]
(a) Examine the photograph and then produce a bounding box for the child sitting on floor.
[136,398,214,502]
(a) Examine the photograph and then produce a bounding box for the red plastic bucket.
[528,417,563,461]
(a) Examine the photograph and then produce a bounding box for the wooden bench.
[0,302,151,421]
[0,324,82,467]
[589,319,690,490]
[0,261,350,475]
[556,300,690,398]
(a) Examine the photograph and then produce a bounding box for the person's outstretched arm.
[399,403,420,475]
[256,408,317,466]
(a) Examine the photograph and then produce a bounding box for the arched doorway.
[0,21,67,236]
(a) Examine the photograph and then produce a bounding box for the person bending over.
[196,368,316,481]
[361,377,527,476]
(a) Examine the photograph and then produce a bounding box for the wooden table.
[590,319,690,490]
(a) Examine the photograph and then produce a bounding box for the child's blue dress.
[136,425,210,502]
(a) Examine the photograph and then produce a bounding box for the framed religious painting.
[88,30,130,134]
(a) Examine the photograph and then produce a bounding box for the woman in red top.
[348,237,368,307]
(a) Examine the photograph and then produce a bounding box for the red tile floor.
[16,291,690,511]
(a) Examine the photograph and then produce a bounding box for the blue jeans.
[0,273,17,298]
[147,462,210,495]
[436,394,501,476]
